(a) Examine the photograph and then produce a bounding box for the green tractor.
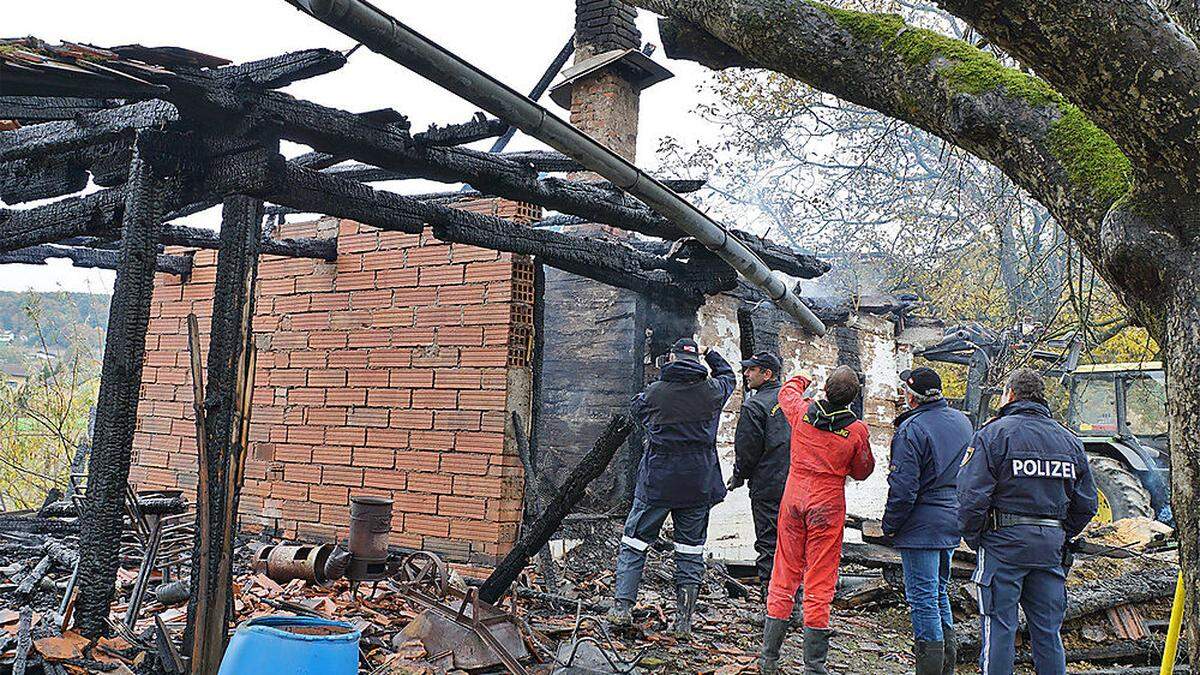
[917,326,1171,526]
[1064,362,1170,524]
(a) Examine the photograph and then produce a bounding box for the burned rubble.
[0,464,1184,674]
[0,0,1191,673]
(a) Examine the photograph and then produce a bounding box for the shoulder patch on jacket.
[771,403,781,416]
[961,445,976,467]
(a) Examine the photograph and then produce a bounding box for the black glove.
[1061,539,1077,572]
[727,470,745,491]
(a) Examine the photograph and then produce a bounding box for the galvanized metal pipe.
[285,0,827,335]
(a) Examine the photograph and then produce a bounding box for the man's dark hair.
[825,365,861,408]
[1005,368,1046,402]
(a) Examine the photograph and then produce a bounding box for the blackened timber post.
[75,131,174,638]
[478,415,633,603]
[186,195,264,671]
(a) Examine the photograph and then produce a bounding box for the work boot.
[606,598,632,627]
[941,624,956,674]
[802,627,831,674]
[914,640,944,675]
[759,616,789,674]
[674,585,699,638]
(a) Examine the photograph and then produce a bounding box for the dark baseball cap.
[900,367,942,397]
[671,338,701,360]
[740,351,782,374]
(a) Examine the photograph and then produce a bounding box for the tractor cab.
[1065,363,1171,524]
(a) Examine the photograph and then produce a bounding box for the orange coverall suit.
[767,375,876,627]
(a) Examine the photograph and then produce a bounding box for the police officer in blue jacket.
[883,367,973,675]
[958,368,1098,675]
[607,338,736,637]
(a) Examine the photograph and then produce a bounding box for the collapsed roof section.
[0,36,831,308]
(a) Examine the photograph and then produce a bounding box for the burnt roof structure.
[0,28,832,664]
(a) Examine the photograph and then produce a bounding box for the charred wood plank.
[16,556,51,598]
[478,414,634,603]
[214,48,347,89]
[413,114,508,146]
[0,96,123,121]
[43,539,79,568]
[0,99,178,162]
[0,244,192,276]
[0,514,79,535]
[13,607,32,675]
[75,131,174,639]
[187,195,263,672]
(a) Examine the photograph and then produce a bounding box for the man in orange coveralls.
[759,365,876,674]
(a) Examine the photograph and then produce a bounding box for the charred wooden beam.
[187,195,263,672]
[271,165,729,299]
[0,187,127,253]
[160,223,337,261]
[0,144,282,253]
[253,91,811,272]
[1064,566,1178,623]
[0,96,122,121]
[0,138,133,204]
[316,149,584,183]
[214,48,347,89]
[478,414,634,603]
[0,155,89,205]
[412,113,508,146]
[38,494,188,518]
[0,99,178,163]
[75,131,175,638]
[0,243,192,276]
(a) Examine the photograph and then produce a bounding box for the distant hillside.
[0,291,110,352]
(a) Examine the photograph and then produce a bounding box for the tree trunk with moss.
[630,0,1200,663]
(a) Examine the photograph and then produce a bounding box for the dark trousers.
[613,499,711,602]
[975,547,1067,675]
[750,489,783,584]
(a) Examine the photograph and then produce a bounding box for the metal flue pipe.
[285,0,827,336]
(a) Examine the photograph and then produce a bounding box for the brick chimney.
[535,1,677,510]
[568,0,643,161]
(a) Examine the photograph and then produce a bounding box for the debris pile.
[0,478,1184,675]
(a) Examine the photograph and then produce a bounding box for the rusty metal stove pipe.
[284,0,828,336]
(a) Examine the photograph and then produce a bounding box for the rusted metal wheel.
[397,551,448,597]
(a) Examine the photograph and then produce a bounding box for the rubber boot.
[674,585,699,638]
[802,627,831,674]
[941,624,956,675]
[914,640,944,675]
[606,598,632,627]
[759,617,789,675]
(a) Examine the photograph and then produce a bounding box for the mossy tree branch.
[934,0,1200,195]
[632,2,1131,249]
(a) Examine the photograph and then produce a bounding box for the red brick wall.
[129,198,537,565]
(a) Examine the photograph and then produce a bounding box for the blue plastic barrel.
[217,615,360,675]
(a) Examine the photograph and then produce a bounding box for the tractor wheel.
[1087,455,1152,525]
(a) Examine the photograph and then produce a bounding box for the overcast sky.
[4,0,718,294]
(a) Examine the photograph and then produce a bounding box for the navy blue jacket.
[732,381,791,501]
[958,399,1099,568]
[631,350,736,508]
[883,398,973,548]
